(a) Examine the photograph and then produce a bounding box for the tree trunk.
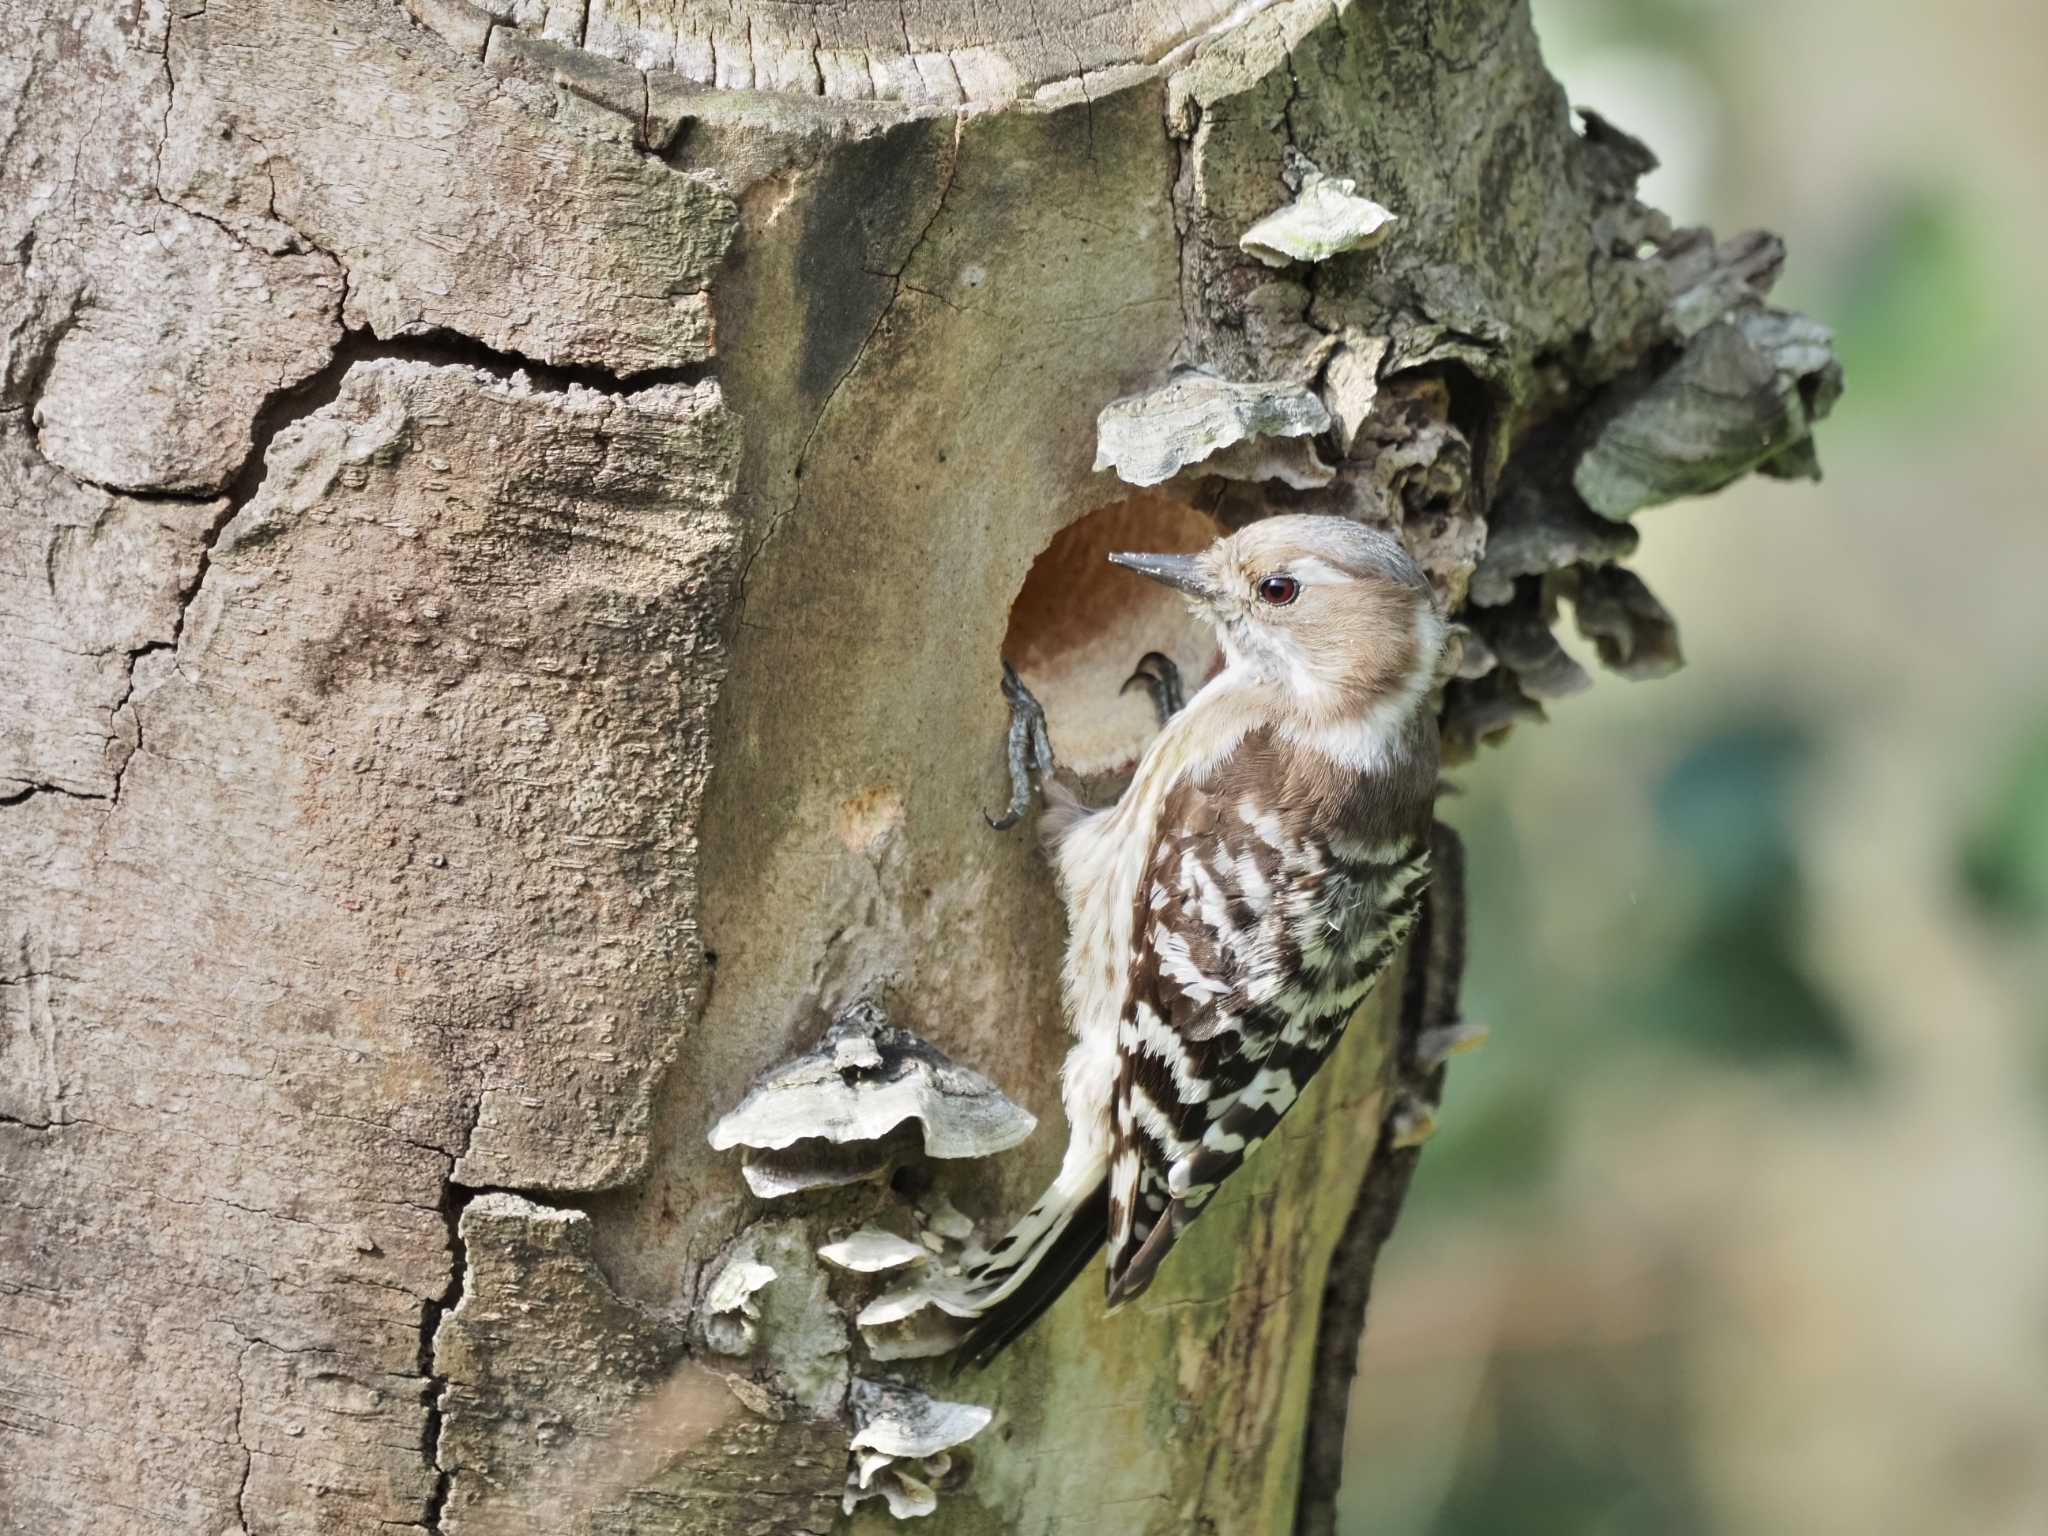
[0,2,1834,1532]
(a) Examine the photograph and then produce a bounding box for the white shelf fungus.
[1093,369,1331,488]
[1239,170,1396,267]
[709,1003,1037,1199]
[818,1228,931,1274]
[843,1379,993,1521]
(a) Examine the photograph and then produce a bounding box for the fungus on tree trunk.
[709,1002,1038,1199]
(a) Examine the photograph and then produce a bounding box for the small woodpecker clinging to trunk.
[957,513,1447,1367]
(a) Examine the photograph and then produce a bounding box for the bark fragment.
[160,0,737,375]
[31,214,342,496]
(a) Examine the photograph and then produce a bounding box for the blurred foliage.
[1433,1342,1710,1536]
[1411,1080,1561,1210]
[1412,719,1854,1234]
[1522,0,1737,55]
[1637,723,1857,1066]
[1960,722,2048,924]
[1824,185,1998,412]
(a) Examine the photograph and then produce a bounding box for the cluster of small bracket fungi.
[704,147,1839,1517]
[706,1004,1028,1518]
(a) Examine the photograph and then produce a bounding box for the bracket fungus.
[1416,1020,1492,1072]
[855,1278,982,1330]
[708,1003,1037,1198]
[1574,308,1841,519]
[1481,610,1594,702]
[1563,565,1684,679]
[843,1379,993,1521]
[698,1220,853,1418]
[1387,1092,1439,1151]
[1466,485,1641,609]
[1441,670,1548,762]
[846,1270,980,1362]
[857,1306,970,1364]
[1445,624,1498,682]
[1239,168,1397,268]
[818,1228,931,1274]
[1093,368,1331,488]
[1575,227,1843,521]
[701,1255,777,1356]
[823,1197,994,1361]
[1413,215,1840,762]
[1203,434,1337,489]
[914,1191,978,1246]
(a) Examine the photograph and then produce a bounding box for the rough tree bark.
[0,2,1835,1532]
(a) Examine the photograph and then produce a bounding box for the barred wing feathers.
[1104,730,1433,1306]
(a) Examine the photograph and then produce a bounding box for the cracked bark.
[2,1,1835,1533]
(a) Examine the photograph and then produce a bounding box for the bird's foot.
[984,660,1056,830]
[1119,651,1186,727]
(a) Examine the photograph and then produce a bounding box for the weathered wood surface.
[1,1,1834,1532]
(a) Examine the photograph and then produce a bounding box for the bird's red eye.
[1257,575,1300,606]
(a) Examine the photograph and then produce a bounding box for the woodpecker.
[956,514,1446,1367]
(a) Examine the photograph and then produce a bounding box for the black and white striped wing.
[1103,763,1431,1305]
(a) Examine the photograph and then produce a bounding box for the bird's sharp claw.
[987,660,1054,831]
[1120,651,1185,727]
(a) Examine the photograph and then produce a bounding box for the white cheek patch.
[1273,633,1321,690]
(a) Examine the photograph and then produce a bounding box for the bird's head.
[1109,514,1445,723]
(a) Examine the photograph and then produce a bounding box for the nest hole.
[1002,492,1224,776]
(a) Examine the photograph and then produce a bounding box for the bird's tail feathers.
[952,1176,1109,1371]
[1102,1197,1186,1310]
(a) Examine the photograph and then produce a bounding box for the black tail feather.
[952,1180,1109,1372]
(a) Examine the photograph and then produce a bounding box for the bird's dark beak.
[1107,551,1215,600]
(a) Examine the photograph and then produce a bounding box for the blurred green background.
[1342,1,2048,1531]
